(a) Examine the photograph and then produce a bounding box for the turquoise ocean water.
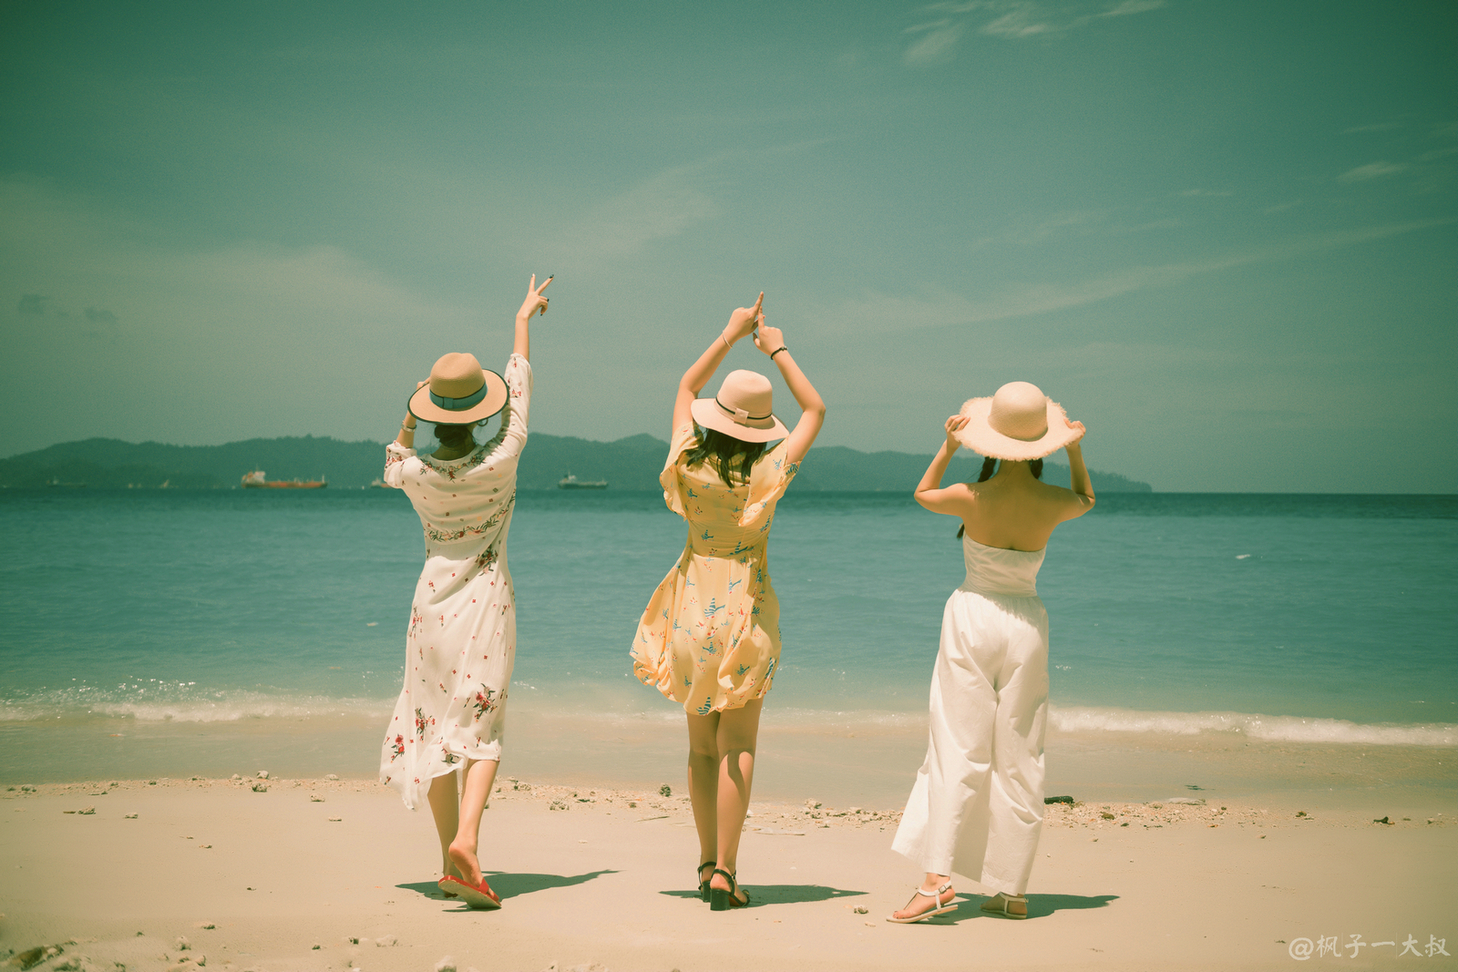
[1,487,1455,784]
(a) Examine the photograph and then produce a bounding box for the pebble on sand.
[251,783,268,793]
[434,957,456,972]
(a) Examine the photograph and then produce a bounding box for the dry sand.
[2,774,1455,972]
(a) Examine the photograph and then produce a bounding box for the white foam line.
[1049,706,1458,747]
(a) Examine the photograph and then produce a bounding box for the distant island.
[0,434,1153,492]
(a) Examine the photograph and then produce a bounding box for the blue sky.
[2,0,1453,491]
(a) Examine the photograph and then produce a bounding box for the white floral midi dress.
[379,353,531,810]
[631,423,800,715]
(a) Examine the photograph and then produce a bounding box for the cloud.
[904,22,966,64]
[1179,188,1235,197]
[1337,161,1410,183]
[907,0,1167,59]
[84,307,118,326]
[806,219,1453,334]
[1416,147,1458,162]
[1098,0,1166,15]
[554,168,717,258]
[1342,122,1403,134]
[17,294,49,316]
[982,5,1056,38]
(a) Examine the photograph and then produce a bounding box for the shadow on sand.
[397,869,618,903]
[660,884,867,908]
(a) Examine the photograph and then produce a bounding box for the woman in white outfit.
[888,381,1094,923]
[379,274,551,910]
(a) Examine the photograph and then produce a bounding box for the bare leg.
[891,871,956,921]
[708,698,762,904]
[447,758,499,887]
[686,710,721,876]
[427,770,463,881]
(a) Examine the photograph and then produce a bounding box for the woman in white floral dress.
[379,274,551,909]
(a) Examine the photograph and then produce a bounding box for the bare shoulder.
[1035,478,1095,518]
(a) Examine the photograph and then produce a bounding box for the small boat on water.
[241,470,327,489]
[557,472,608,490]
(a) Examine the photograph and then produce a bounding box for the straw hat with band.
[955,380,1080,461]
[690,369,789,444]
[408,352,509,425]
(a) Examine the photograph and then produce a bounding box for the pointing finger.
[538,274,553,294]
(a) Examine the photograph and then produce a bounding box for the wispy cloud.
[806,219,1453,334]
[904,21,966,65]
[1179,188,1235,198]
[1342,122,1403,134]
[907,0,1166,58]
[1099,0,1166,15]
[1337,161,1410,183]
[553,168,718,258]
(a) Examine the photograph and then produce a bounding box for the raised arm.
[513,274,552,361]
[396,381,427,447]
[1059,418,1096,520]
[671,292,764,433]
[913,415,976,516]
[752,320,825,465]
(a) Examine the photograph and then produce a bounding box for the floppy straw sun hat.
[956,381,1079,460]
[690,370,789,444]
[407,352,509,425]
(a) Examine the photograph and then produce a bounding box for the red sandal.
[438,875,501,910]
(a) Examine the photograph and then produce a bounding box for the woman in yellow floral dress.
[632,292,825,910]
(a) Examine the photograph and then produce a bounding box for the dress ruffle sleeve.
[383,442,416,488]
[659,422,699,519]
[741,440,799,526]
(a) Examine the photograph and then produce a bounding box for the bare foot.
[447,839,482,887]
[890,883,955,921]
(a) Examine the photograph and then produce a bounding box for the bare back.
[965,468,1085,550]
[922,461,1092,552]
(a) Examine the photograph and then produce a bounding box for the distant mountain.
[0,434,1152,492]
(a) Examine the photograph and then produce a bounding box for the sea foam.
[1050,705,1457,747]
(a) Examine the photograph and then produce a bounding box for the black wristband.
[770,346,789,360]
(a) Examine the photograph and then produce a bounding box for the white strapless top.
[959,535,1046,597]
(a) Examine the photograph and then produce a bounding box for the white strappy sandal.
[979,891,1028,919]
[886,881,957,923]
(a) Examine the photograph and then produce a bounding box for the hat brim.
[690,397,789,444]
[407,369,509,425]
[955,395,1079,460]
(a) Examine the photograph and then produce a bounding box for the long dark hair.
[683,425,767,485]
[956,456,1044,539]
[432,422,478,452]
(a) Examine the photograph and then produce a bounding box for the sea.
[1,487,1455,803]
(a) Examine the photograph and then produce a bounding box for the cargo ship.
[557,472,607,490]
[241,470,327,489]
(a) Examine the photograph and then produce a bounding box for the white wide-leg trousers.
[891,588,1049,895]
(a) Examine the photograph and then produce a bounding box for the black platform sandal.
[709,868,750,911]
[697,860,716,902]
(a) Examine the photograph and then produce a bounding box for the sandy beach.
[3,767,1455,972]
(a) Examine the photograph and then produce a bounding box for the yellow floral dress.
[632,422,800,714]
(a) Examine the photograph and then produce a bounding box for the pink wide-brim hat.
[407,351,508,425]
[956,380,1079,460]
[690,369,789,444]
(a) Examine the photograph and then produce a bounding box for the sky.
[1,1,1453,492]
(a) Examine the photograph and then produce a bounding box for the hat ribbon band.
[716,397,771,425]
[430,384,487,412]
